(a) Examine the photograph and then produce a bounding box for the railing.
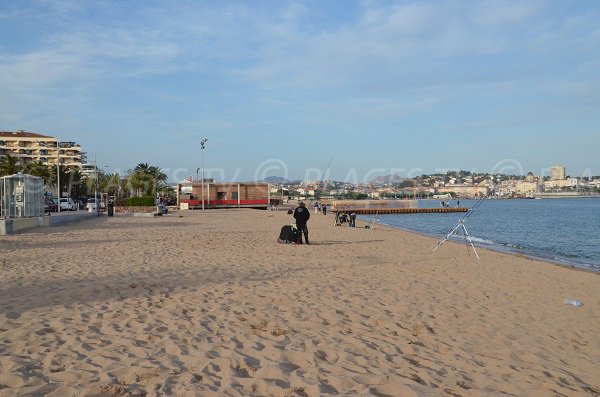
[181,199,269,207]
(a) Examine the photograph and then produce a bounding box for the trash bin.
[107,200,114,216]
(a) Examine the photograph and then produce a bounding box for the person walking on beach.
[294,202,311,244]
[322,203,327,215]
[314,201,320,214]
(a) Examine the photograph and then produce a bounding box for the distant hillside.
[262,176,288,184]
[260,176,303,185]
[371,174,406,185]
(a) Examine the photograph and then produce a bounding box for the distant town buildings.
[0,130,86,169]
[274,164,598,200]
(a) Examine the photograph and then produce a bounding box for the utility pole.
[200,139,207,210]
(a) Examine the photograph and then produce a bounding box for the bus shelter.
[0,173,44,219]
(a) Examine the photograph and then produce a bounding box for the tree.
[148,166,168,194]
[65,168,84,198]
[48,165,83,197]
[101,173,122,196]
[0,154,22,176]
[128,163,168,196]
[24,161,52,186]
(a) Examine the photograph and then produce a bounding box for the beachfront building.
[516,180,538,195]
[544,177,580,191]
[177,180,270,209]
[439,184,489,198]
[0,130,85,169]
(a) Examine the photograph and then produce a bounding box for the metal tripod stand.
[432,217,480,259]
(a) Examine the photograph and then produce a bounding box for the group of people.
[440,200,460,208]
[335,211,356,227]
[286,200,367,245]
[313,201,327,215]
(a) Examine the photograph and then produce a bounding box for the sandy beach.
[0,208,598,397]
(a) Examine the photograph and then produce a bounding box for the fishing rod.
[433,188,495,259]
[315,156,334,199]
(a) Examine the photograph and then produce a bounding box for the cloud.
[1,0,599,173]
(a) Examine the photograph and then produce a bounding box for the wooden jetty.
[332,207,468,215]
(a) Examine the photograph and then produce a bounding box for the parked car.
[44,199,58,213]
[86,198,106,211]
[59,198,76,211]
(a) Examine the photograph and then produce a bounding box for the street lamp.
[94,154,100,217]
[56,140,61,213]
[200,138,207,210]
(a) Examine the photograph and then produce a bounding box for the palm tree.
[24,161,52,185]
[148,166,168,195]
[101,172,122,196]
[0,154,22,176]
[129,163,168,196]
[65,168,84,199]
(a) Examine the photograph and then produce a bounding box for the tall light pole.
[200,138,207,210]
[94,154,99,216]
[57,139,61,213]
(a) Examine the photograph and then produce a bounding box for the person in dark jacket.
[293,202,311,244]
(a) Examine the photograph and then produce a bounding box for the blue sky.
[1,0,599,182]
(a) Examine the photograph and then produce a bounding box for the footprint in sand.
[314,349,339,365]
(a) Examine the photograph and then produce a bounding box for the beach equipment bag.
[278,224,300,244]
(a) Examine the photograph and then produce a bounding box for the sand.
[0,208,598,397]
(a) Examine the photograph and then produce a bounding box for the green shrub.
[127,197,156,206]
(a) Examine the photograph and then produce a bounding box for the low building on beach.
[177,180,270,210]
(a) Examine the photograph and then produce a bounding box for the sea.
[359,198,600,272]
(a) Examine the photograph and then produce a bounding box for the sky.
[1,0,599,182]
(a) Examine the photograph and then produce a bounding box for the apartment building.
[0,130,85,168]
[550,165,566,180]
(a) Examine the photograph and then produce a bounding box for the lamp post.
[201,138,207,210]
[57,140,61,213]
[94,154,99,216]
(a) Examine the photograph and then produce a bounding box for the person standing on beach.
[349,211,357,227]
[294,202,311,244]
[322,203,327,215]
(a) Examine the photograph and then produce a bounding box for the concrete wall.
[0,212,96,235]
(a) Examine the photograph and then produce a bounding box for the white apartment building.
[0,131,85,168]
[544,177,580,191]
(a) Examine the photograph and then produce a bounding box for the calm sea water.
[360,198,600,271]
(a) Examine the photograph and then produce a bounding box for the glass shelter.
[0,173,44,219]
